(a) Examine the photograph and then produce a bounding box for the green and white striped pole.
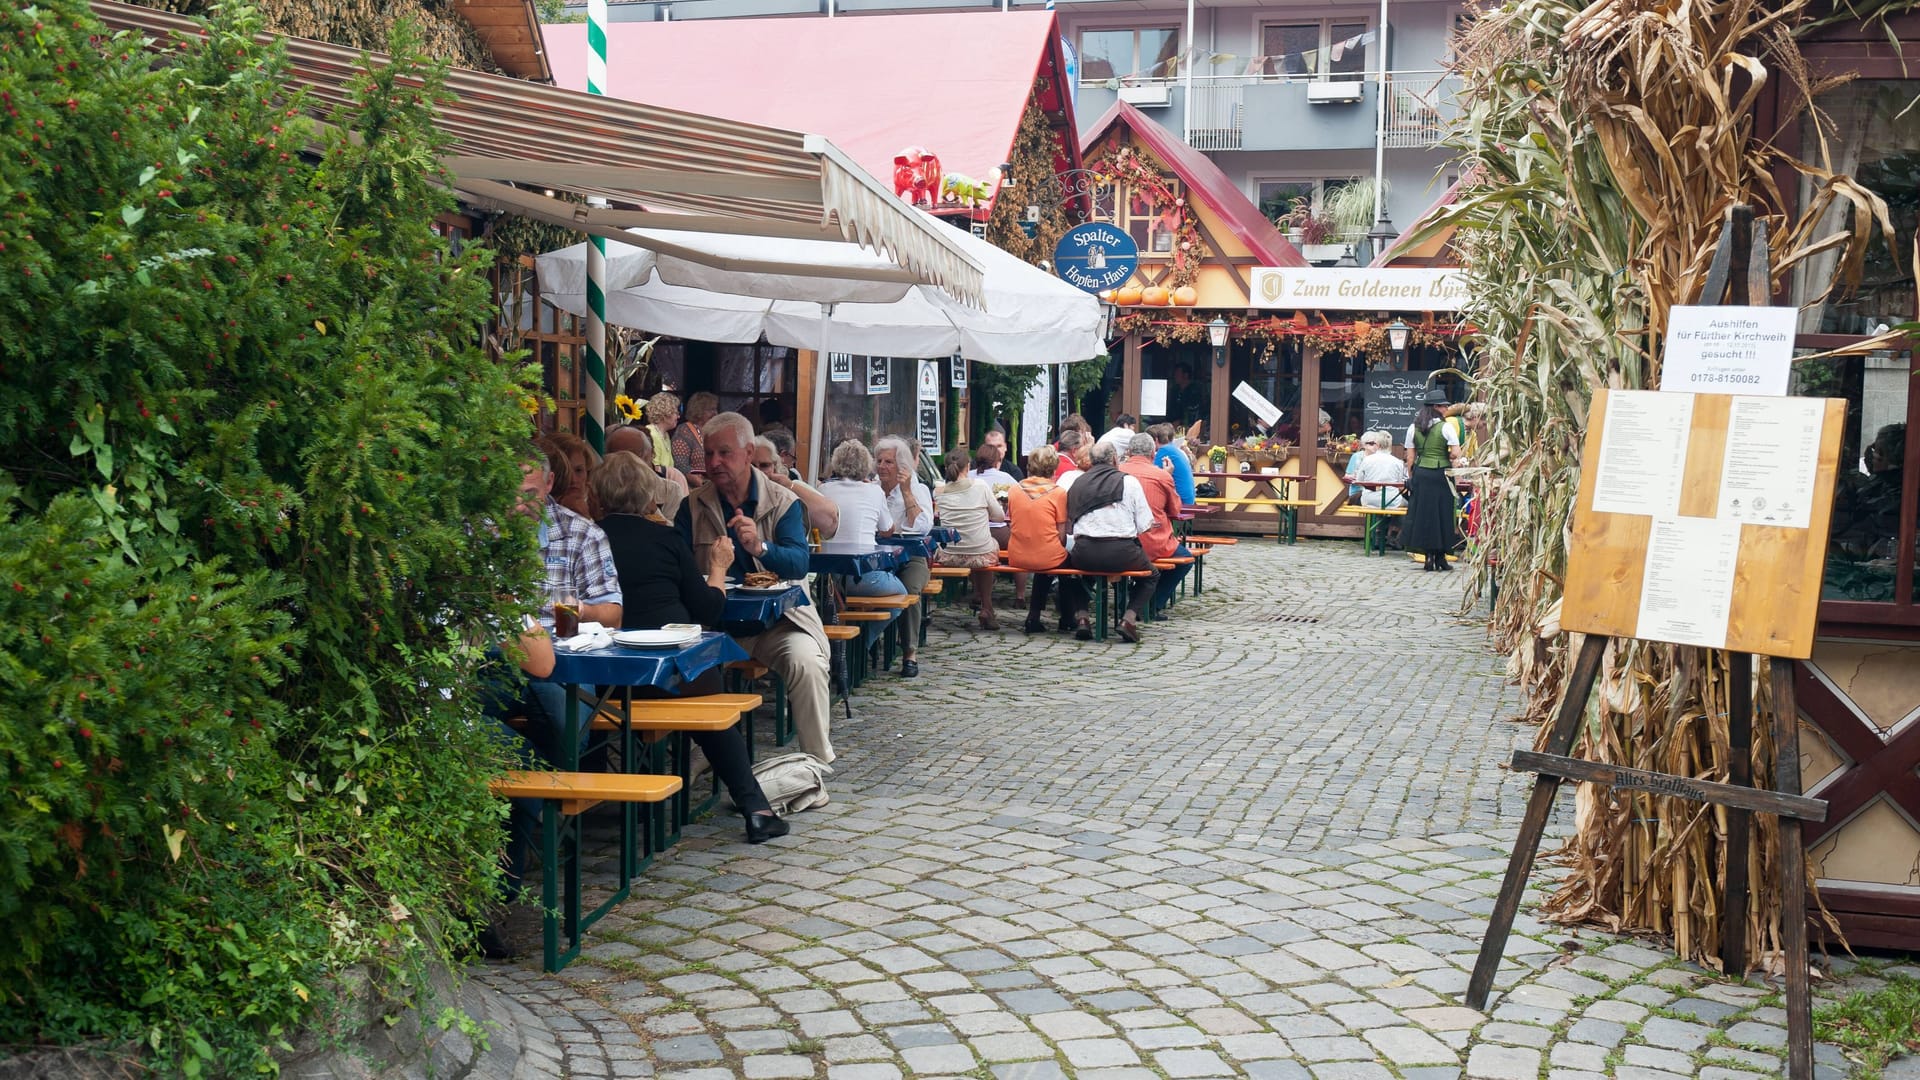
[581,0,610,452]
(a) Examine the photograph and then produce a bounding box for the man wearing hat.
[1403,386,1465,571]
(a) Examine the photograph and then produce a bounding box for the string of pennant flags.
[1090,30,1378,88]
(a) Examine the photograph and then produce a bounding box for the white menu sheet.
[1635,515,1741,649]
[1716,395,1824,529]
[1592,390,1695,517]
[1232,381,1283,428]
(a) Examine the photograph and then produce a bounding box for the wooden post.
[1466,633,1609,1008]
[1772,660,1814,1080]
[1722,651,1754,974]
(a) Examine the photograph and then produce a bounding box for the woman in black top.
[592,453,788,844]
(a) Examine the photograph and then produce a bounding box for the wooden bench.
[726,659,789,749]
[1339,505,1408,556]
[844,595,920,672]
[1191,496,1317,544]
[998,565,1152,641]
[836,610,896,686]
[1186,535,1239,545]
[488,769,682,972]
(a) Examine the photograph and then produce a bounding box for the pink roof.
[1081,101,1305,269]
[543,12,1069,188]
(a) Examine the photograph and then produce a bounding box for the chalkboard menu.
[1364,372,1430,436]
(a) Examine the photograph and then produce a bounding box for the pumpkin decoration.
[1114,285,1144,306]
[1141,286,1171,306]
[1173,285,1199,306]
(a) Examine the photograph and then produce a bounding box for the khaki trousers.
[896,555,930,657]
[742,623,833,764]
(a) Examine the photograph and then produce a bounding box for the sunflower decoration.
[614,393,643,422]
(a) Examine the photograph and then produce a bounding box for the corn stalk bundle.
[138,0,502,74]
[1425,0,1892,968]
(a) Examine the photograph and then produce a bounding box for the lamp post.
[1366,215,1399,265]
[1387,317,1411,369]
[1208,316,1230,369]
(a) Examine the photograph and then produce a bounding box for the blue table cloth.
[886,534,939,559]
[808,543,903,578]
[721,584,808,634]
[542,630,749,690]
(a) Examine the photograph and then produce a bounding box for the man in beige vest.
[675,412,834,764]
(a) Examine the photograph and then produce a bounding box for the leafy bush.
[0,0,541,1070]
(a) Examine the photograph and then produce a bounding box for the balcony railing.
[1110,70,1463,152]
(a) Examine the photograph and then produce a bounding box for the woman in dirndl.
[1403,388,1465,572]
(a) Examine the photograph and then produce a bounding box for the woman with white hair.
[819,439,904,597]
[875,435,933,676]
[1350,430,1410,508]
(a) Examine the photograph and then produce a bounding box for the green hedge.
[0,2,542,1072]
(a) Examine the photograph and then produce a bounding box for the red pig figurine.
[891,146,943,208]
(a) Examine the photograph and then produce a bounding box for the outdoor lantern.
[1387,318,1412,367]
[1208,316,1230,368]
[1101,303,1120,341]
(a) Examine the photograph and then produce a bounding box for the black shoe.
[1073,616,1094,641]
[1022,619,1045,635]
[1117,614,1141,643]
[746,812,790,844]
[899,659,919,678]
[1436,557,1453,572]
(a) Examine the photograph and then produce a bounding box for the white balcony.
[1093,71,1464,153]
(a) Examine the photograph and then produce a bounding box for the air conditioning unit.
[1117,83,1172,107]
[1306,81,1366,104]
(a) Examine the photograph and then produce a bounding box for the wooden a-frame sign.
[1467,206,1837,1080]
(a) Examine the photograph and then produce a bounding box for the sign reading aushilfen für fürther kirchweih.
[1053,223,1139,294]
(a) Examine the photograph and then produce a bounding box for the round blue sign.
[1053,222,1139,295]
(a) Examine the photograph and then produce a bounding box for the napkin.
[556,627,614,652]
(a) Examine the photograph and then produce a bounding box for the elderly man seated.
[1061,441,1157,643]
[675,412,836,764]
[1120,433,1190,617]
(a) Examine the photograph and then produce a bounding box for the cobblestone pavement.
[478,541,1893,1079]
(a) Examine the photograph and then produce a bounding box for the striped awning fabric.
[89,0,986,307]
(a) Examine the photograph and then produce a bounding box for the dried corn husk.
[1418,0,1892,968]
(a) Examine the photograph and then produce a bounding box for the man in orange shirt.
[1119,433,1191,616]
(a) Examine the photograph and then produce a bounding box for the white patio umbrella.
[536,215,1106,476]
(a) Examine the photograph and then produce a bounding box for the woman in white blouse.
[819,440,904,597]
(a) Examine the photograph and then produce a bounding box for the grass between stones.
[1815,968,1920,1079]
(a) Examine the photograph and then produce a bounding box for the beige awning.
[90,0,985,307]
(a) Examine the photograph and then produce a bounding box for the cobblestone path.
[480,541,1887,1080]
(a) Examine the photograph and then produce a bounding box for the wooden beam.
[1509,751,1828,820]
[1188,214,1249,297]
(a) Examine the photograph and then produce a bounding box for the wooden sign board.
[1561,390,1846,660]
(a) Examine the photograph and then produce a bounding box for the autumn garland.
[1114,311,1471,360]
[1086,146,1204,289]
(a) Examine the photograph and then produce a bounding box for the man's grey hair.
[828,439,874,481]
[764,428,797,456]
[1057,430,1084,452]
[1126,433,1156,458]
[703,410,755,448]
[1373,429,1394,449]
[1089,441,1119,465]
[751,435,779,460]
[874,434,916,466]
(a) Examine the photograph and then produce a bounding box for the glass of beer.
[551,595,580,639]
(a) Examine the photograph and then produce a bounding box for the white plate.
[611,629,701,649]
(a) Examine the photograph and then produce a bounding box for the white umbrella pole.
[582,0,611,452]
[808,304,833,482]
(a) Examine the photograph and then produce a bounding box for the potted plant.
[1275,196,1347,263]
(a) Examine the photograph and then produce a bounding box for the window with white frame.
[1259,19,1369,81]
[1079,26,1181,83]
